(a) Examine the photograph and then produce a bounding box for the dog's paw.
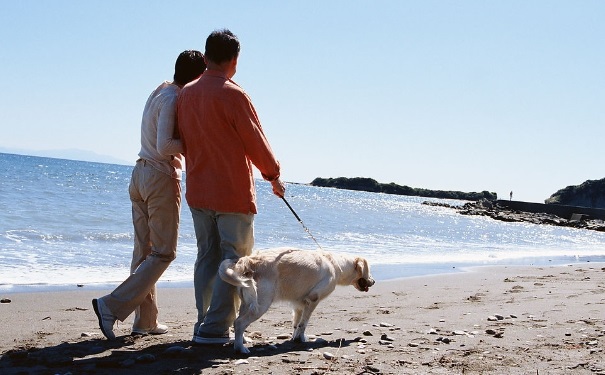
[291,334,308,343]
[234,344,250,355]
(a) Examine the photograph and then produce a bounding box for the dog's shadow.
[0,335,356,375]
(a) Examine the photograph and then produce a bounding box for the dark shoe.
[92,298,116,340]
[192,331,231,345]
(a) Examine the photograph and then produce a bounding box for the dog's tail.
[219,258,259,314]
[219,258,254,288]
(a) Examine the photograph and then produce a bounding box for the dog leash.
[281,196,324,250]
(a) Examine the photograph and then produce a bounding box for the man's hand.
[271,178,286,198]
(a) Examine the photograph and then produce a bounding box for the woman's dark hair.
[204,29,240,64]
[174,50,206,86]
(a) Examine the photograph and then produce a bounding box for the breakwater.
[496,200,605,221]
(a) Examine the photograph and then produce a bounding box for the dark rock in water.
[423,199,605,232]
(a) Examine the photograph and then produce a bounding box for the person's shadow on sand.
[1,335,356,375]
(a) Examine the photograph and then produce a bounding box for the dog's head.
[353,257,375,292]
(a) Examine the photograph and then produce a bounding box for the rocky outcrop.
[311,177,497,201]
[423,199,605,232]
[545,178,605,208]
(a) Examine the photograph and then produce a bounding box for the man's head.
[173,50,206,86]
[205,29,240,72]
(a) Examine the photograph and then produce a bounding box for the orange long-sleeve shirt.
[176,70,281,214]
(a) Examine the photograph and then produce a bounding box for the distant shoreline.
[0,150,131,166]
[310,176,497,201]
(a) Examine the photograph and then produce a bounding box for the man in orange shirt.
[177,29,285,344]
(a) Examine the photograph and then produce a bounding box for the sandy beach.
[1,263,604,374]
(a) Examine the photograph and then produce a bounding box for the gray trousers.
[190,207,254,335]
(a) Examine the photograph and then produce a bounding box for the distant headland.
[310,177,497,201]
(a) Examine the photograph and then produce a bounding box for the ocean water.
[2,152,605,293]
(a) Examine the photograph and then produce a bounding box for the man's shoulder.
[225,78,245,91]
[178,76,250,104]
[223,79,251,102]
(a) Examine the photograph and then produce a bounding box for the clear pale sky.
[1,1,603,203]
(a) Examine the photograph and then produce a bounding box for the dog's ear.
[355,258,368,279]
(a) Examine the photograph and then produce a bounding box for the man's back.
[177,70,280,214]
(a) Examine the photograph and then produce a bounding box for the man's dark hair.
[205,29,240,64]
[174,50,206,86]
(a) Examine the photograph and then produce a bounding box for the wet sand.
[1,263,604,374]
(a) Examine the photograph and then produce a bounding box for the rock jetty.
[424,199,605,232]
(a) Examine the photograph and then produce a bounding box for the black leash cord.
[281,196,323,250]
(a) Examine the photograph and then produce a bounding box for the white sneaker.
[132,323,168,335]
[92,298,116,340]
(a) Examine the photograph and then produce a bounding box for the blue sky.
[1,1,603,203]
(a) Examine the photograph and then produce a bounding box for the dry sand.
[1,263,604,374]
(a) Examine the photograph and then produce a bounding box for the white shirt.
[138,81,184,179]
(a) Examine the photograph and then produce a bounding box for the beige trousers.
[102,159,181,330]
